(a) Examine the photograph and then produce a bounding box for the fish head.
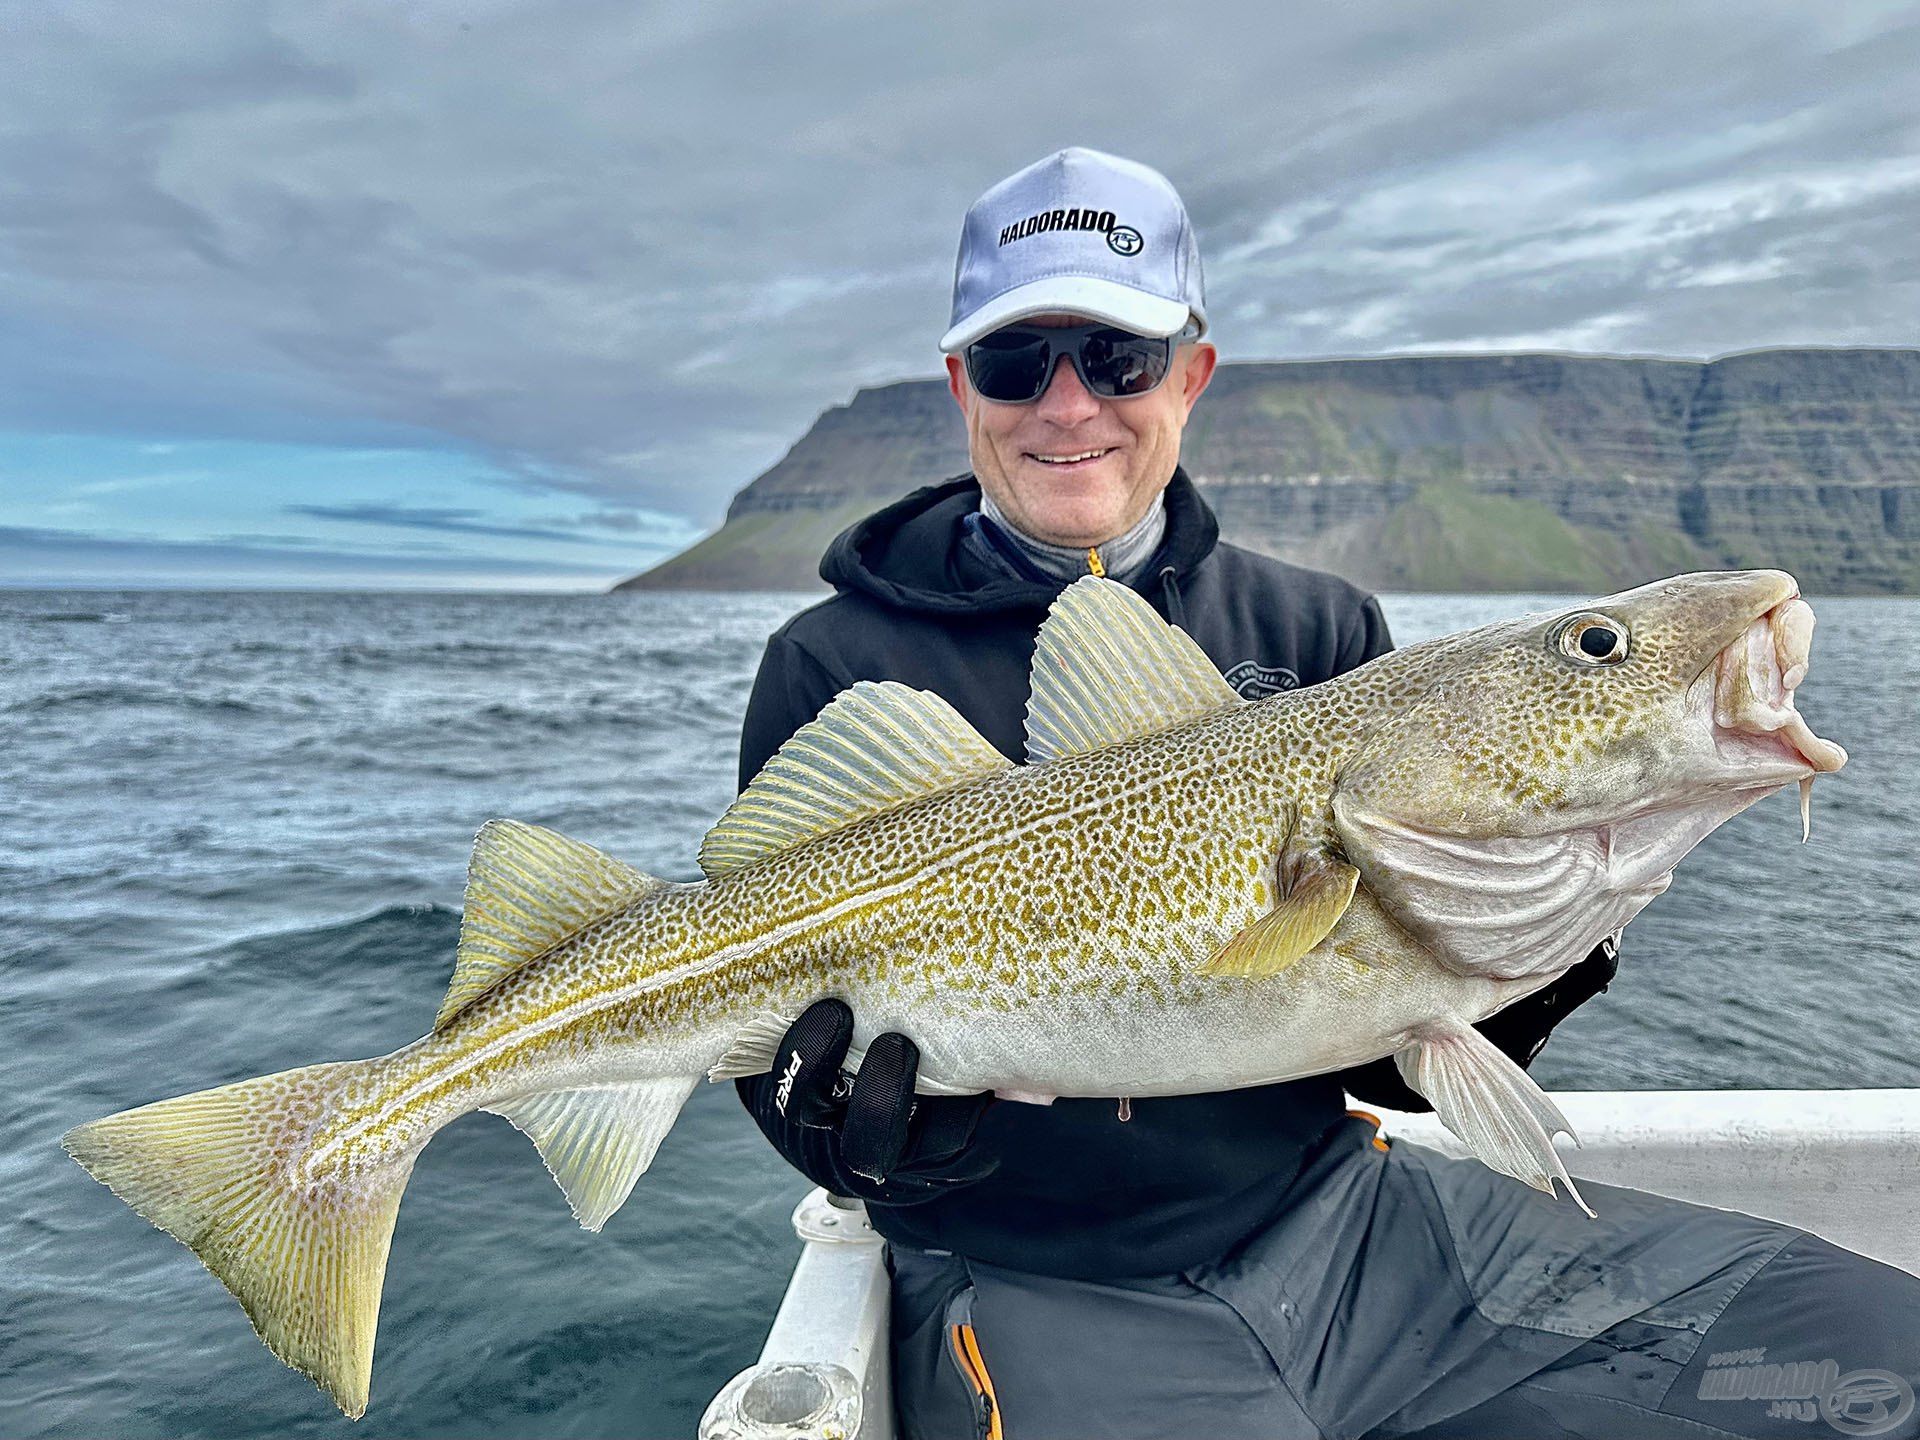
[1342,569,1846,839]
[1331,570,1847,979]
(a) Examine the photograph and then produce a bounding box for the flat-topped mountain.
[615,348,1920,594]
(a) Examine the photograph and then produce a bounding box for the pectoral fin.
[1201,861,1358,978]
[1395,1017,1593,1216]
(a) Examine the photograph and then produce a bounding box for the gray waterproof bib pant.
[890,1118,1920,1440]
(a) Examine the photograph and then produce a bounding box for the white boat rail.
[702,1189,890,1440]
[700,1088,1920,1440]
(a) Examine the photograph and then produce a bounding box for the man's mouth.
[1025,447,1117,469]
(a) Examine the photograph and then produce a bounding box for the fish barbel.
[64,569,1846,1416]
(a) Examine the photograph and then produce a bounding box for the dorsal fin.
[1025,575,1242,764]
[439,820,667,1030]
[699,680,1009,877]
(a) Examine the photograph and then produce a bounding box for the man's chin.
[1006,498,1118,540]
[1012,457,1126,507]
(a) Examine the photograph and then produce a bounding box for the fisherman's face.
[945,314,1218,548]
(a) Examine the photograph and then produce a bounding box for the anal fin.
[1202,861,1358,978]
[1394,1018,1593,1216]
[485,1077,697,1232]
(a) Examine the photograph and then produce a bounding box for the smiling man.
[943,303,1211,584]
[734,149,1918,1439]
[946,303,1213,561]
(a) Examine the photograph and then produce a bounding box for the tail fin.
[63,1060,410,1419]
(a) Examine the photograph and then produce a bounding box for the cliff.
[615,348,1920,594]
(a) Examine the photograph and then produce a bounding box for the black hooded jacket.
[735,470,1616,1279]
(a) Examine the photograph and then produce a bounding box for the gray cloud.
[0,524,640,587]
[285,501,653,546]
[3,0,1917,528]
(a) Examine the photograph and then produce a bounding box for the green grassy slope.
[1293,484,1714,592]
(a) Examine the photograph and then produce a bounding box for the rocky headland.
[615,347,1920,595]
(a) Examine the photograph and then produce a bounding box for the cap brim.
[940,277,1193,352]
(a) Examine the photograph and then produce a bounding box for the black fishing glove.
[1341,934,1622,1113]
[737,999,997,1205]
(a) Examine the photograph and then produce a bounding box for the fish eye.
[1553,613,1629,665]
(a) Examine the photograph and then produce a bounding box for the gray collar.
[976,491,1168,584]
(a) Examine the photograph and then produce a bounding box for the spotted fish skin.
[63,569,1846,1418]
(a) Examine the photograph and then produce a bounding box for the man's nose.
[1031,354,1103,425]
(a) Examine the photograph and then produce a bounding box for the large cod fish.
[66,569,1845,1417]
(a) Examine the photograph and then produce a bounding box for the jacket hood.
[819,468,1221,616]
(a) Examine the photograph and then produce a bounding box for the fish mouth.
[1703,589,1847,781]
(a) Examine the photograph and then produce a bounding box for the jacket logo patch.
[1223,660,1300,700]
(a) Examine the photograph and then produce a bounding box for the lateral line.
[310,743,1230,1163]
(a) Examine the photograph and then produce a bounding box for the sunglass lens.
[1079,329,1170,397]
[966,328,1053,402]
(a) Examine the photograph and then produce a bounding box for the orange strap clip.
[1347,1106,1391,1152]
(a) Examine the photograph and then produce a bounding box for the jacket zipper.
[947,1319,1004,1440]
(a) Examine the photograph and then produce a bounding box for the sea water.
[3,588,1915,1438]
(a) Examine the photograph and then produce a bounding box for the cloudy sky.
[4,1,1917,588]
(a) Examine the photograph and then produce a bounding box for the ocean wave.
[228,639,310,657]
[276,735,514,779]
[197,902,459,983]
[593,637,773,671]
[466,699,687,734]
[332,640,544,670]
[6,686,268,715]
[4,609,132,624]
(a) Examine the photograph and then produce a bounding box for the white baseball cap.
[940,147,1208,353]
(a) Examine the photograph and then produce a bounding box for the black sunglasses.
[963,320,1198,404]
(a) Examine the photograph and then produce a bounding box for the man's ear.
[1179,342,1218,419]
[945,354,971,414]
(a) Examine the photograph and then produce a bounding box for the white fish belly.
[862,923,1562,1101]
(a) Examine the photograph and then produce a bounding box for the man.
[736,149,1919,1439]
